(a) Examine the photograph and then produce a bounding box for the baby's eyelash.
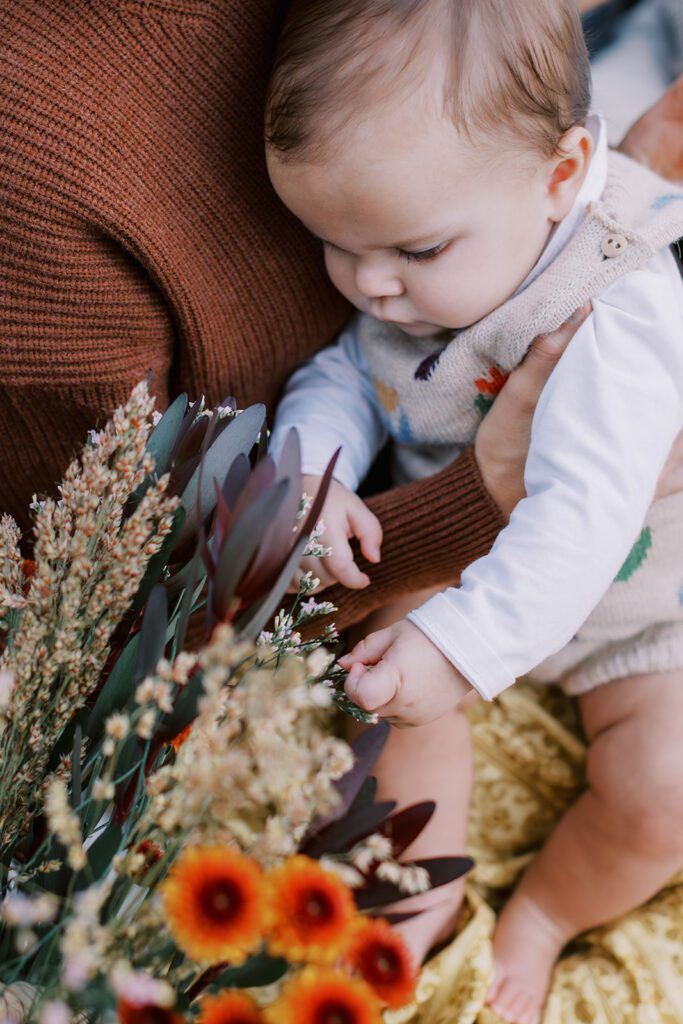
[399,242,449,263]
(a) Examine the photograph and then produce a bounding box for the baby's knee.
[587,730,683,856]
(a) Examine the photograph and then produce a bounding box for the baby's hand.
[297,475,382,591]
[338,619,472,727]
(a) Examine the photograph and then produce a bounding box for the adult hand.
[618,74,683,183]
[474,304,591,518]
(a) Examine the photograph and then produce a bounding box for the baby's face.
[268,98,570,336]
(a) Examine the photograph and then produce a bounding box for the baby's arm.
[269,314,389,587]
[269,313,389,492]
[343,250,683,718]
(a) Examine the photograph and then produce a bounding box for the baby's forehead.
[266,0,590,167]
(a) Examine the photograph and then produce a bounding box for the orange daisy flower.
[346,917,417,1008]
[266,856,358,964]
[118,1000,184,1024]
[264,967,381,1024]
[161,847,269,964]
[197,991,264,1024]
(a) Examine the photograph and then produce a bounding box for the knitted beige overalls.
[359,152,683,694]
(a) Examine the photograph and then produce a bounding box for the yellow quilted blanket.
[388,684,683,1024]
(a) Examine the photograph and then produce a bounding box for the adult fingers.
[655,426,683,501]
[506,303,592,413]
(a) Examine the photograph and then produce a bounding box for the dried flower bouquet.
[0,383,470,1023]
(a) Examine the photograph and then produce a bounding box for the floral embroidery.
[473,365,509,417]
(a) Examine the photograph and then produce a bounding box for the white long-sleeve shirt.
[270,118,683,699]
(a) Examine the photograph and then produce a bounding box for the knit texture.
[0,0,505,622]
[360,151,683,482]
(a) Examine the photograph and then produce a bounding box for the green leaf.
[208,953,288,991]
[147,394,189,475]
[71,725,83,811]
[134,585,168,683]
[86,635,140,743]
[76,821,123,889]
[172,550,205,656]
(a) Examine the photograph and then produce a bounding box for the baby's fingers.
[324,536,370,589]
[344,661,399,711]
[338,627,394,670]
[347,503,382,564]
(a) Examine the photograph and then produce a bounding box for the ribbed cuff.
[321,447,506,633]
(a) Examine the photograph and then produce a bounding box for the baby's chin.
[381,319,451,338]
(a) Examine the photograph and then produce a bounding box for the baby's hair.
[266,0,591,161]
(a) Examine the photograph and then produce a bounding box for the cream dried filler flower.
[0,381,179,848]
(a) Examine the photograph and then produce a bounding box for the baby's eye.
[399,241,449,263]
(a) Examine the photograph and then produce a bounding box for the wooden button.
[601,233,628,258]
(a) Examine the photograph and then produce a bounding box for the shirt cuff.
[407,591,513,701]
[269,426,360,491]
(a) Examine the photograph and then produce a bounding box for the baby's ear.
[545,126,593,223]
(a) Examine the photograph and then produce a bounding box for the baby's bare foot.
[392,880,464,967]
[487,895,569,1024]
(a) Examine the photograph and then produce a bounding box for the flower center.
[375,948,399,977]
[304,889,333,922]
[136,1007,175,1024]
[200,878,243,922]
[317,1002,355,1024]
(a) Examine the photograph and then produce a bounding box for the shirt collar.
[513,113,608,296]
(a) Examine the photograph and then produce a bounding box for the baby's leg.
[488,670,683,1024]
[346,589,476,966]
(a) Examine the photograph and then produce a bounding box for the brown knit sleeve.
[325,447,506,632]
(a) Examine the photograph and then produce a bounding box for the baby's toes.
[487,975,543,1024]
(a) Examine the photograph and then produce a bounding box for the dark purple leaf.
[303,723,389,840]
[378,802,436,858]
[354,856,473,910]
[301,801,396,858]
[211,479,290,623]
[239,430,302,598]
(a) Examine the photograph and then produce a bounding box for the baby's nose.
[355,258,404,300]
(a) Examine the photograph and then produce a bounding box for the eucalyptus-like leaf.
[178,404,266,544]
[146,393,189,476]
[210,479,289,624]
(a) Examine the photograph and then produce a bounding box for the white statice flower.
[300,598,336,620]
[256,630,274,648]
[104,713,130,741]
[1,891,58,927]
[92,779,114,801]
[151,409,163,426]
[298,571,321,594]
[375,861,431,895]
[296,492,313,521]
[320,857,364,889]
[0,669,15,712]
[39,999,71,1024]
[109,962,175,1008]
[365,834,394,860]
[135,708,156,739]
[134,678,157,705]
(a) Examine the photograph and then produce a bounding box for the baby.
[265,1,683,1021]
